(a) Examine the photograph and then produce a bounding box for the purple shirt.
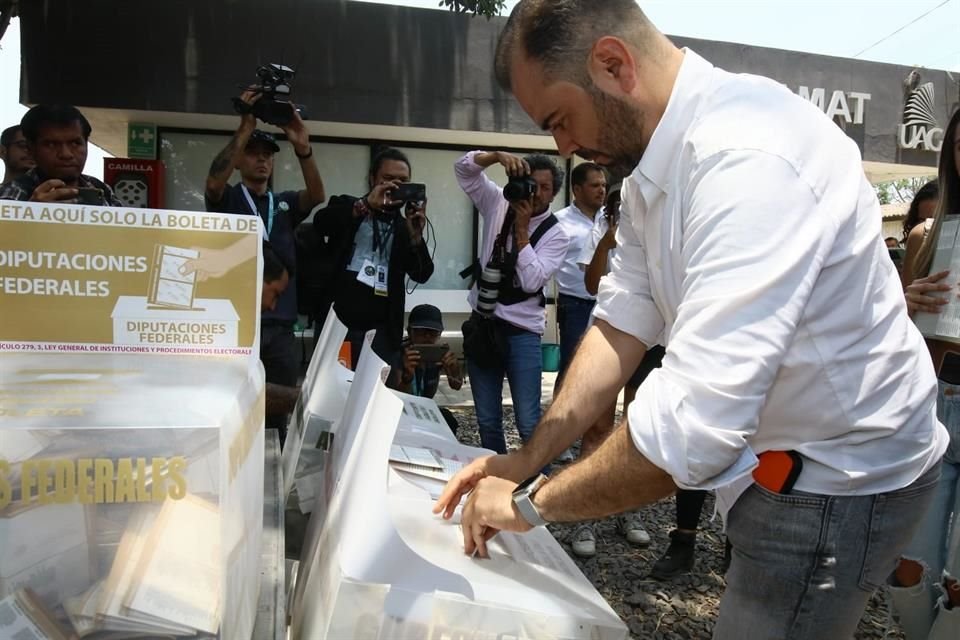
[455,151,569,334]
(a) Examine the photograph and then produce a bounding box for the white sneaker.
[617,512,651,546]
[570,523,597,558]
[556,447,576,463]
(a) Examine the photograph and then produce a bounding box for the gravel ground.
[447,406,904,640]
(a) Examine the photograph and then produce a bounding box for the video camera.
[232,63,307,127]
[503,176,538,203]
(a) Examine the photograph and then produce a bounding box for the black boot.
[650,529,696,580]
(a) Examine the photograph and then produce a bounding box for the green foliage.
[439,0,508,18]
[875,176,937,206]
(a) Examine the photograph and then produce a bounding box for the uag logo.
[898,82,944,152]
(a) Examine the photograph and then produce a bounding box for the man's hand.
[460,476,531,558]
[598,222,618,252]
[433,453,531,520]
[513,198,534,248]
[236,89,260,130]
[905,269,953,315]
[495,152,530,178]
[30,179,78,204]
[281,108,311,157]
[366,180,402,211]
[405,199,427,244]
[441,351,461,379]
[402,346,421,381]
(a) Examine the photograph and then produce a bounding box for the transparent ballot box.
[0,353,265,639]
[290,347,628,640]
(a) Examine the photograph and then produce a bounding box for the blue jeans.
[715,463,941,640]
[557,294,594,383]
[890,380,960,640]
[467,328,542,455]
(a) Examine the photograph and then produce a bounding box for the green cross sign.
[128,123,157,159]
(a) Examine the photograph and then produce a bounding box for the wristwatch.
[512,474,549,527]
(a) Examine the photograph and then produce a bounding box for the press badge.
[357,259,377,288]
[374,264,389,297]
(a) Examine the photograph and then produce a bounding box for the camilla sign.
[898,82,944,152]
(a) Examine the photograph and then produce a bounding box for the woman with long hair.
[902,179,939,245]
[893,107,960,639]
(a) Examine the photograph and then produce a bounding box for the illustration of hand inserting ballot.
[176,235,258,283]
[147,245,202,309]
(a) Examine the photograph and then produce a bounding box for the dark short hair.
[0,125,22,147]
[495,0,656,90]
[369,147,411,180]
[571,162,604,188]
[524,153,563,195]
[263,241,290,283]
[20,105,92,143]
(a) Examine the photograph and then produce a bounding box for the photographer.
[454,150,569,455]
[315,148,434,368]
[205,88,326,430]
[387,304,463,434]
[0,105,121,206]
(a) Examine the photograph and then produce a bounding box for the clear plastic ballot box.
[0,354,265,639]
[289,345,628,640]
[0,204,266,638]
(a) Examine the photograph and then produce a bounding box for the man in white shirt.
[437,2,948,637]
[555,162,606,381]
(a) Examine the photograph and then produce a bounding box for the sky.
[1,0,958,181]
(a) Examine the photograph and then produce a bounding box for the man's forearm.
[472,151,500,168]
[297,151,326,214]
[206,127,253,199]
[584,249,609,296]
[515,319,647,476]
[533,423,676,522]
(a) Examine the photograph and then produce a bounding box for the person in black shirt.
[314,148,434,368]
[0,125,35,186]
[205,89,326,429]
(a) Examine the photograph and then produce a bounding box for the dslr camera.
[503,176,538,203]
[233,63,307,127]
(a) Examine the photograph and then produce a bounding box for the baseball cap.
[246,129,280,153]
[408,304,444,332]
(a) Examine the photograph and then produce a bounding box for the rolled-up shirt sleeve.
[593,186,665,348]
[629,150,830,490]
[454,151,504,223]
[514,226,569,293]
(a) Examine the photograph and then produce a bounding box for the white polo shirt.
[555,202,597,300]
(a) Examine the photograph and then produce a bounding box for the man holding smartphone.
[0,105,121,206]
[388,304,463,434]
[0,125,35,186]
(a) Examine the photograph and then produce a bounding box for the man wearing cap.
[388,304,463,434]
[205,88,326,430]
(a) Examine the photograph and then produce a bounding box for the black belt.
[558,292,595,304]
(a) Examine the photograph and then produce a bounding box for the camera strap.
[241,185,275,240]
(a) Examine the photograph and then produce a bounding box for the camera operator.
[454,150,569,454]
[205,88,326,430]
[0,105,121,206]
[314,148,434,369]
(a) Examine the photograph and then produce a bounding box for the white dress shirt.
[577,212,615,272]
[555,203,597,300]
[593,50,948,514]
[455,151,570,335]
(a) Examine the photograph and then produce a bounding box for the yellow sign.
[0,202,260,355]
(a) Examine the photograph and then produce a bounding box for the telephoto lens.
[476,265,502,316]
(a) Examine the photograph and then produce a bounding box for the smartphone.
[410,343,449,365]
[391,182,426,204]
[77,187,103,205]
[753,450,803,494]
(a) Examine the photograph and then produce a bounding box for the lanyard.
[241,185,275,240]
[371,215,394,261]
